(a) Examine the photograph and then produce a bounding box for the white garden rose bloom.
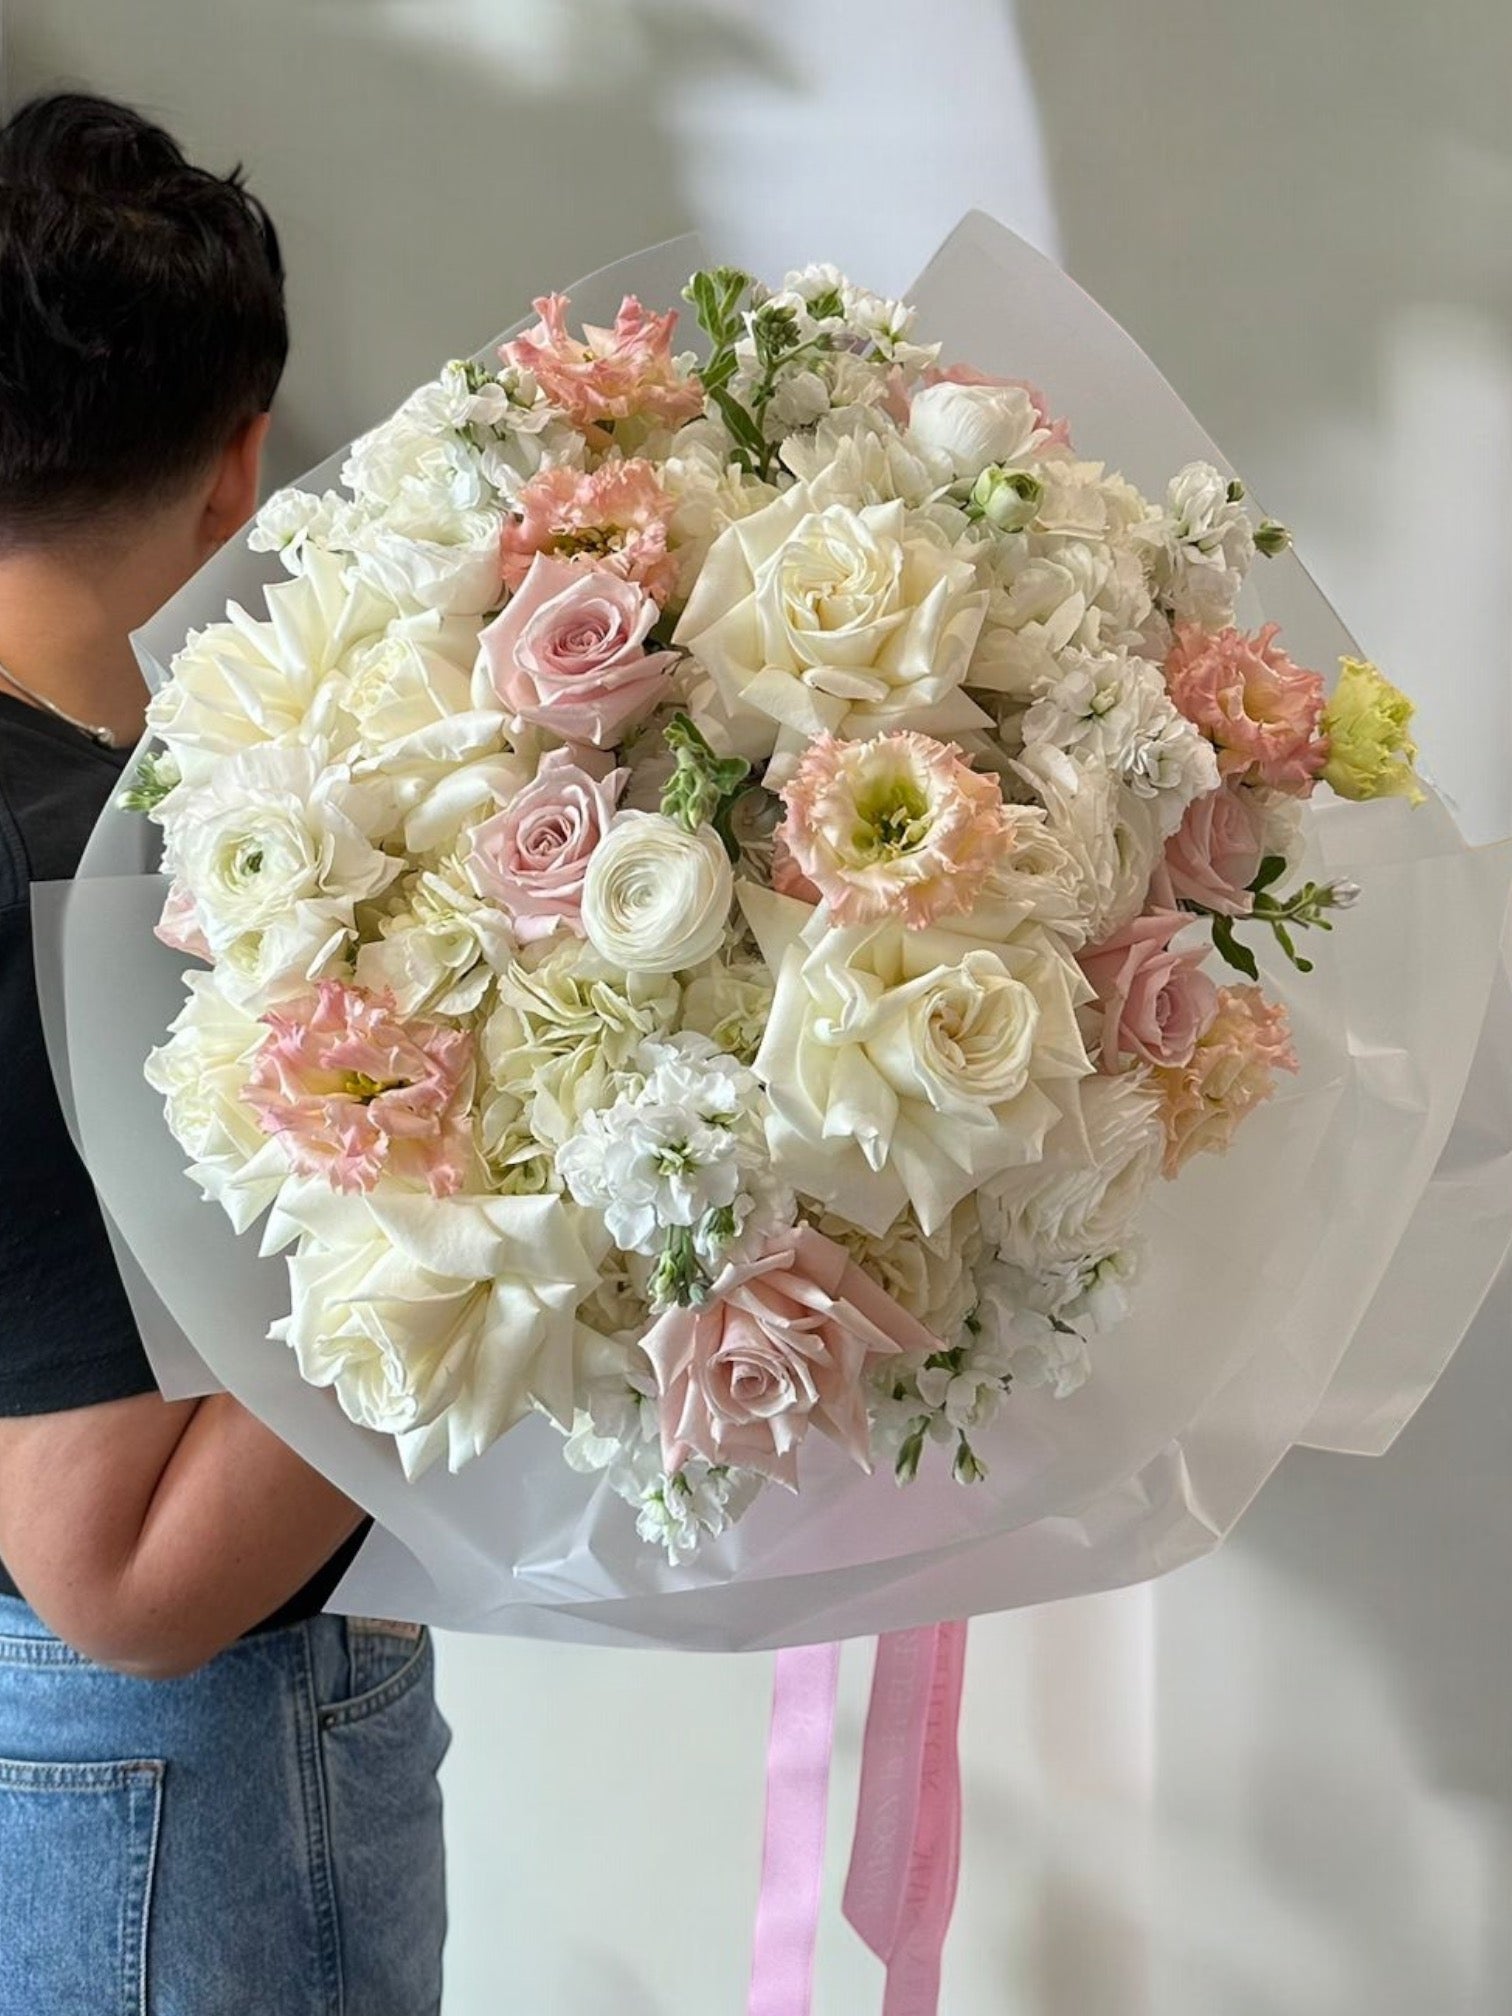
[979,1071,1165,1269]
[580,812,734,975]
[144,971,289,1232]
[343,509,506,617]
[742,884,1091,1237]
[162,743,402,1007]
[1014,742,1165,941]
[339,611,481,751]
[147,549,389,786]
[674,484,990,761]
[265,1183,604,1479]
[906,380,1047,479]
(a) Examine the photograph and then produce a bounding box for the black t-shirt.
[0,689,364,1628]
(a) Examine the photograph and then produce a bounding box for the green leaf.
[1211,913,1260,982]
[1250,853,1289,895]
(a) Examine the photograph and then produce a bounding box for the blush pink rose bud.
[500,459,679,604]
[1080,908,1221,1070]
[1164,623,1329,794]
[641,1226,940,1488]
[499,292,703,440]
[480,554,677,749]
[467,748,626,943]
[245,980,474,1198]
[1158,780,1270,916]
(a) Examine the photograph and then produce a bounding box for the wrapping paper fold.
[37,215,1512,1652]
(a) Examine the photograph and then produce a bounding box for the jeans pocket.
[0,1756,163,2016]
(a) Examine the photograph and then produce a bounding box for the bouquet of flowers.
[45,219,1512,1649]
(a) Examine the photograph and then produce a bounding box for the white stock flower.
[979,1071,1164,1270]
[906,380,1047,479]
[265,1183,604,1478]
[1021,649,1219,833]
[147,549,389,785]
[742,884,1091,1238]
[162,742,402,1007]
[580,812,734,975]
[1014,742,1165,941]
[674,485,989,761]
[1134,462,1256,627]
[972,1264,1093,1399]
[144,971,289,1232]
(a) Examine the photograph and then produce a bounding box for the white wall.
[8,5,1510,2011]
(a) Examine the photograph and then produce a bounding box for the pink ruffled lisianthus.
[467,748,626,943]
[479,554,677,748]
[245,980,474,1197]
[641,1225,937,1488]
[500,459,680,603]
[1164,623,1329,794]
[155,879,212,962]
[499,293,703,441]
[778,731,1015,929]
[1080,908,1220,1070]
[1149,983,1299,1177]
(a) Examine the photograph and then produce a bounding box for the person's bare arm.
[0,1393,365,1678]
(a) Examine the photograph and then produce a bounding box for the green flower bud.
[968,464,1044,532]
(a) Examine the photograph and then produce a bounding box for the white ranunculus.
[906,380,1046,479]
[978,1072,1165,1269]
[742,884,1091,1237]
[265,1183,604,1478]
[147,549,389,785]
[1014,742,1165,942]
[163,743,402,1005]
[143,971,289,1232]
[580,812,734,975]
[673,485,990,760]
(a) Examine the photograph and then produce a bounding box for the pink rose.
[642,1226,939,1488]
[155,879,212,962]
[1164,623,1329,794]
[500,460,679,604]
[1157,781,1270,916]
[499,292,703,441]
[467,749,626,942]
[245,980,474,1198]
[480,555,677,748]
[1081,908,1220,1070]
[1150,984,1299,1177]
[770,825,822,906]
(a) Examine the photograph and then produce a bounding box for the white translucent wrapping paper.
[38,216,1512,1651]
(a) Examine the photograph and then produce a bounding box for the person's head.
[0,92,287,608]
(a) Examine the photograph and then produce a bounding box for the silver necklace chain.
[0,659,118,748]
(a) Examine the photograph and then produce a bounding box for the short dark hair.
[0,92,288,545]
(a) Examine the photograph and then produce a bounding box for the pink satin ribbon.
[747,1623,968,2016]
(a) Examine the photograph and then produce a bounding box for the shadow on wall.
[8,0,788,485]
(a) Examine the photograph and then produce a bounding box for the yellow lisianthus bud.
[1321,658,1425,804]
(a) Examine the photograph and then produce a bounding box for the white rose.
[906,380,1045,479]
[339,611,480,751]
[265,1183,603,1478]
[581,812,734,975]
[742,884,1092,1237]
[163,743,401,1005]
[674,485,989,760]
[144,971,289,1232]
[343,510,506,617]
[147,549,389,785]
[979,1072,1164,1268]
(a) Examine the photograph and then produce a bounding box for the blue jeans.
[0,1595,449,2015]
